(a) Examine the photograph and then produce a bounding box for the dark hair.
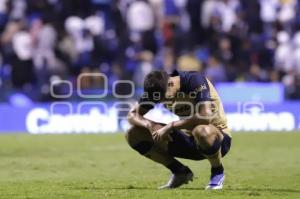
[143,70,169,102]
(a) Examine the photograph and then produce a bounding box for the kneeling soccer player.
[126,70,232,190]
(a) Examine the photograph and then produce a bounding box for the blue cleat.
[205,173,225,190]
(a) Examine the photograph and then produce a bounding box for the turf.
[0,132,299,199]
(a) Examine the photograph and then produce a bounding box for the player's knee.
[192,125,211,141]
[192,125,223,155]
[125,126,141,145]
[125,126,153,155]
[125,126,134,144]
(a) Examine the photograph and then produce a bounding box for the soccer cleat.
[158,168,194,189]
[205,173,225,190]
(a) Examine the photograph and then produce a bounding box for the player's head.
[143,70,169,102]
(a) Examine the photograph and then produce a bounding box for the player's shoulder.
[178,70,206,82]
[177,70,208,91]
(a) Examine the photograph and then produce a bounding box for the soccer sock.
[166,159,187,174]
[211,164,224,175]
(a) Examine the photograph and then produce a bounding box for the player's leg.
[125,125,193,188]
[191,124,230,189]
[168,129,207,161]
[192,124,224,168]
[125,125,174,166]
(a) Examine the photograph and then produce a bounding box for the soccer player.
[125,70,231,189]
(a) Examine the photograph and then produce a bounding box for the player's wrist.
[168,122,175,133]
[144,120,151,129]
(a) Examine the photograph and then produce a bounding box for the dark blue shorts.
[168,129,232,160]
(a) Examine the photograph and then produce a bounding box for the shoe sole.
[205,175,225,190]
[158,172,194,189]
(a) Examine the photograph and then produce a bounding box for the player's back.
[165,71,231,137]
[205,78,230,136]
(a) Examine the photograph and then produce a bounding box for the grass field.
[0,132,299,199]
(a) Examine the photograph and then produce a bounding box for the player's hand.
[153,124,173,143]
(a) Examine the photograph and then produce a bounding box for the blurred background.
[0,0,299,133]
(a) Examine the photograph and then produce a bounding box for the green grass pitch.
[0,132,299,199]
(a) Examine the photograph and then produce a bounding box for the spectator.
[11,29,35,88]
[292,32,300,75]
[126,0,154,32]
[274,31,293,73]
[177,53,202,72]
[0,0,299,100]
[245,64,269,82]
[205,56,227,83]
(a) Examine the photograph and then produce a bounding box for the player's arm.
[153,101,215,142]
[170,101,214,132]
[171,75,215,132]
[127,104,152,129]
[153,73,214,142]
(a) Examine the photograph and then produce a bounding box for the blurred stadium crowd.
[0,0,300,101]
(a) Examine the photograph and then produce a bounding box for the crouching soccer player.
[125,70,232,189]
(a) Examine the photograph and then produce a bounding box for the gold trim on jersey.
[206,78,232,138]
